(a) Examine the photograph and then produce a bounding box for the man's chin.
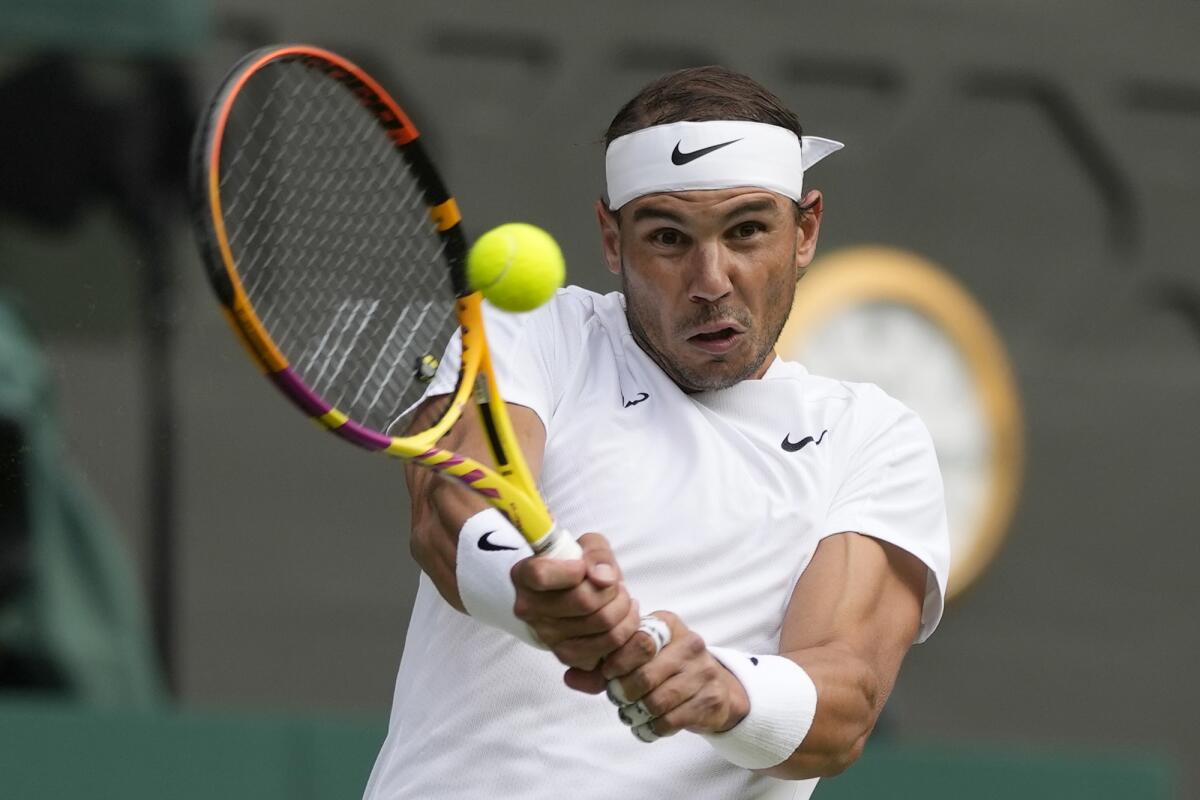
[670,354,762,392]
[627,314,764,391]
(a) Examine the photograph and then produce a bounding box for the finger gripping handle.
[534,526,582,560]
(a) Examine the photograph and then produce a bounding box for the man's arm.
[759,531,926,777]
[570,530,927,779]
[406,397,638,653]
[404,396,547,612]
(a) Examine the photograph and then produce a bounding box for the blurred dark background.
[1,1,1196,797]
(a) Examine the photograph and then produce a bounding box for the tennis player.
[363,66,949,799]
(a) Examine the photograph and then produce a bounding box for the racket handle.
[531,525,583,560]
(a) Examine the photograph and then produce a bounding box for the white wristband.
[455,508,543,648]
[702,647,818,770]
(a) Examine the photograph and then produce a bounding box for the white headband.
[605,120,843,210]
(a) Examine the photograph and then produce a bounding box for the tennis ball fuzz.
[466,223,565,312]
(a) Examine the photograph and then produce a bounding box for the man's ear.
[596,199,622,275]
[795,190,824,271]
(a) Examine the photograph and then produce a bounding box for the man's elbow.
[761,723,872,780]
[816,730,870,777]
[761,659,882,779]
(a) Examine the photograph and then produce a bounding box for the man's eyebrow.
[720,198,781,222]
[630,198,785,225]
[630,205,687,225]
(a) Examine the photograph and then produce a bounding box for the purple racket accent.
[269,367,332,417]
[269,368,390,450]
[335,418,392,451]
[344,431,503,499]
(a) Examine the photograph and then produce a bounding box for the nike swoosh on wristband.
[670,138,742,165]
[478,531,520,551]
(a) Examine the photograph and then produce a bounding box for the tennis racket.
[189,44,580,559]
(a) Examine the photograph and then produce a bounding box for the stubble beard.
[620,266,797,393]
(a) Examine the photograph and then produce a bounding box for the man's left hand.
[564,611,751,739]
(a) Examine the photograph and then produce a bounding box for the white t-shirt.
[364,287,949,800]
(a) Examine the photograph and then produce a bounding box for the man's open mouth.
[687,325,744,354]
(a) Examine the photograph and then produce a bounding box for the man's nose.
[686,241,733,303]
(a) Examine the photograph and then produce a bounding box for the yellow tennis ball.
[466,223,565,312]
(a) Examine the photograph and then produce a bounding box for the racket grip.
[532,525,583,560]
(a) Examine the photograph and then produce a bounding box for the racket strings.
[217,58,457,435]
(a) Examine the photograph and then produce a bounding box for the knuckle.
[640,693,665,718]
[617,605,640,634]
[607,591,632,621]
[617,605,640,631]
[635,634,657,660]
[599,648,627,680]
[578,531,609,549]
[510,561,532,587]
[575,589,605,615]
[618,616,642,646]
[614,616,638,643]
[609,631,644,669]
[537,620,566,644]
[652,714,679,738]
[624,671,650,701]
[699,686,722,716]
[654,610,678,627]
[594,601,624,629]
[652,686,683,717]
[512,600,530,621]
[596,628,625,653]
[552,643,583,668]
[567,638,608,671]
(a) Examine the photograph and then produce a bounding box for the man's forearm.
[406,462,487,613]
[755,645,883,779]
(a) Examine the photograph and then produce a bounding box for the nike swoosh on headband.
[670,138,742,165]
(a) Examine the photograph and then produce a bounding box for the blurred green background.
[1,0,1196,797]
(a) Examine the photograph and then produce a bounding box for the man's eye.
[733,222,765,239]
[653,229,684,246]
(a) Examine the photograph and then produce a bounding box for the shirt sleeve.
[822,385,950,642]
[422,290,578,431]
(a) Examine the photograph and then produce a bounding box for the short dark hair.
[604,65,802,147]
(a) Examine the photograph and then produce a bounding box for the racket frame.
[190,44,560,551]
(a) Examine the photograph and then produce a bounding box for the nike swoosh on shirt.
[623,392,650,408]
[670,138,742,165]
[478,531,519,551]
[781,429,828,453]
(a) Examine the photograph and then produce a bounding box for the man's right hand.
[511,533,641,671]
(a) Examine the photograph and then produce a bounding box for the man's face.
[598,187,823,392]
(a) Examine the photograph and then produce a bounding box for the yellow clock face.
[778,247,1024,600]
